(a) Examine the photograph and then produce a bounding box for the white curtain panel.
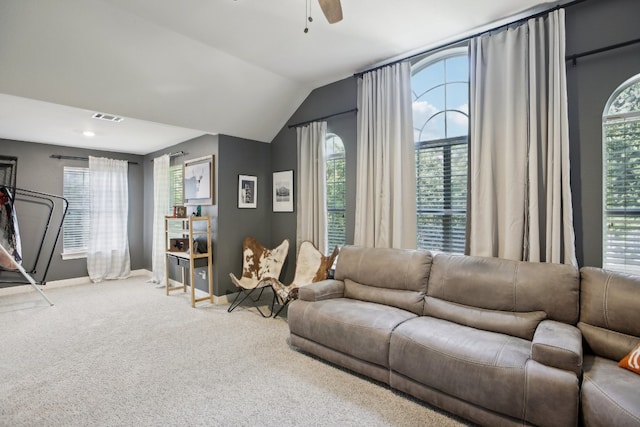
[469,9,576,265]
[354,61,417,249]
[87,156,131,282]
[296,121,328,252]
[150,154,170,284]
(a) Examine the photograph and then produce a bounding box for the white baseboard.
[1,269,234,306]
[167,278,231,305]
[47,269,151,288]
[0,269,151,297]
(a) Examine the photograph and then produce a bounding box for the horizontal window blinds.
[604,115,640,274]
[326,153,346,249]
[169,164,184,209]
[416,138,467,254]
[63,167,89,253]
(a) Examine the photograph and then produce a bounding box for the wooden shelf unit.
[164,216,213,307]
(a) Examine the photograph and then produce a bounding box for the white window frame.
[411,45,469,254]
[602,74,640,274]
[170,163,184,209]
[325,132,346,251]
[62,166,89,260]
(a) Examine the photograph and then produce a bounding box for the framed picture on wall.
[238,174,257,209]
[273,170,294,212]
[0,155,17,188]
[184,155,215,205]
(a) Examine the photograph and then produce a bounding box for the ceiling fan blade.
[317,0,343,24]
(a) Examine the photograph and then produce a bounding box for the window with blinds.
[411,46,469,254]
[416,138,467,253]
[169,164,184,209]
[62,167,89,258]
[326,133,346,251]
[603,75,640,274]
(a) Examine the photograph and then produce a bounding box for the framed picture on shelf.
[272,170,294,212]
[184,155,215,205]
[238,174,257,209]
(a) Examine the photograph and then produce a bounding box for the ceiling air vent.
[92,112,123,123]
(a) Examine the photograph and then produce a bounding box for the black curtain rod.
[288,108,358,129]
[566,38,640,65]
[50,154,139,165]
[150,151,188,162]
[353,0,591,78]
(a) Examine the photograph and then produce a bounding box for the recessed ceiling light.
[83,130,96,137]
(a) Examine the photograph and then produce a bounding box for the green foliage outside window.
[326,134,346,250]
[603,78,640,274]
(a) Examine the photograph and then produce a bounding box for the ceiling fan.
[317,0,343,24]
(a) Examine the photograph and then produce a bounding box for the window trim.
[411,45,468,75]
[602,74,640,274]
[412,46,469,254]
[62,166,89,260]
[325,132,346,251]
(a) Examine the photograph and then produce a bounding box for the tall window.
[411,46,469,253]
[62,167,90,258]
[603,74,640,274]
[326,133,346,250]
[169,163,184,209]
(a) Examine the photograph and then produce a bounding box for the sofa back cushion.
[335,245,432,315]
[579,267,640,361]
[425,253,580,339]
[424,297,546,340]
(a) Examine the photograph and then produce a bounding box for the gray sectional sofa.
[287,245,640,426]
[579,267,640,426]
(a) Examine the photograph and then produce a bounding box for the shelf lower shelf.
[166,252,209,269]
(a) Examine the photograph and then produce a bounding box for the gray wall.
[0,139,144,282]
[143,133,272,297]
[217,134,271,296]
[565,0,640,267]
[144,134,219,262]
[270,77,357,283]
[143,134,219,294]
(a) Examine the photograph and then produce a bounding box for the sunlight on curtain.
[87,156,131,282]
[150,154,170,284]
[468,9,576,265]
[296,121,328,251]
[354,61,417,249]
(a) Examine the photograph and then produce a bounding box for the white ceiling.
[0,0,560,155]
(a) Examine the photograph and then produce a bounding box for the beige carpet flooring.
[0,276,473,427]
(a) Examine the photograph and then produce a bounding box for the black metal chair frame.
[227,284,277,318]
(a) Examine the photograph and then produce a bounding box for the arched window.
[411,45,469,254]
[325,133,346,250]
[603,73,640,274]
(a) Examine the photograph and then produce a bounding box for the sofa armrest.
[297,279,344,301]
[531,320,583,375]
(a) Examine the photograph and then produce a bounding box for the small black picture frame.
[238,174,257,209]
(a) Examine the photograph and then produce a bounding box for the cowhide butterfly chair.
[265,241,339,319]
[228,236,289,317]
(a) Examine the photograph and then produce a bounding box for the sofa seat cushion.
[288,298,417,368]
[581,354,640,426]
[389,316,531,420]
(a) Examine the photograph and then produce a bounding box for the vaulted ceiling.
[0,0,560,154]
